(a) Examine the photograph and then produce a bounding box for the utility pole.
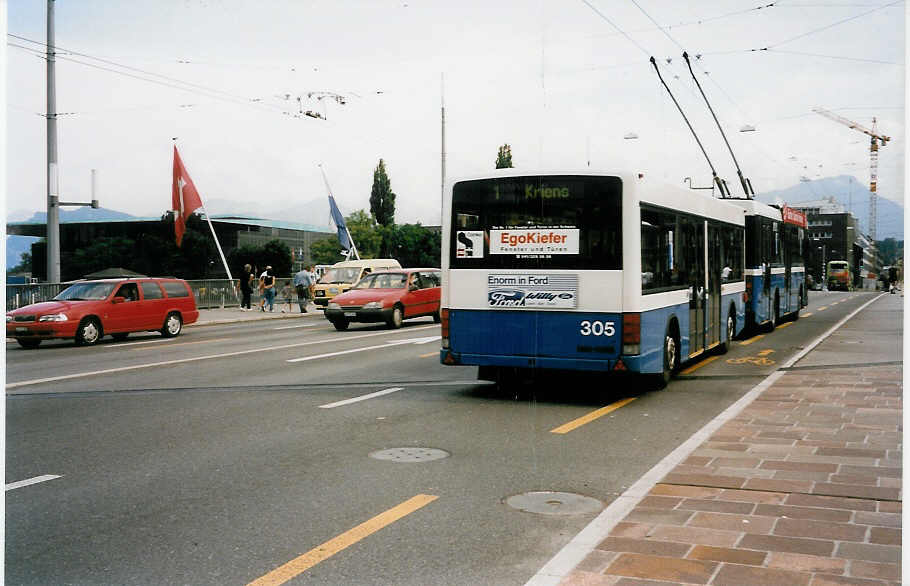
[440,73,446,223]
[46,0,60,283]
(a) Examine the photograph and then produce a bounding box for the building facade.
[792,198,878,289]
[8,215,336,281]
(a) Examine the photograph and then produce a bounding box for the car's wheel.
[432,308,441,323]
[111,332,129,341]
[16,338,41,349]
[386,305,403,329]
[75,317,102,346]
[716,308,735,355]
[161,312,182,338]
[331,318,349,331]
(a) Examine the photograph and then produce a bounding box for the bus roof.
[721,198,783,222]
[446,169,746,226]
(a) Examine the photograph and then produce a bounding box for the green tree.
[309,237,346,265]
[227,244,266,276]
[8,251,32,274]
[495,144,513,169]
[260,239,293,277]
[346,209,382,258]
[370,159,396,227]
[876,238,903,267]
[385,224,441,267]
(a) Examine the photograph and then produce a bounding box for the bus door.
[688,219,706,357]
[706,224,722,349]
[783,226,792,313]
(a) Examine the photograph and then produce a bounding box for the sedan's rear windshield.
[353,273,407,289]
[450,175,622,270]
[54,282,116,301]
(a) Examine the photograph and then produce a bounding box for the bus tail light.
[744,280,752,303]
[441,308,450,349]
[622,313,640,355]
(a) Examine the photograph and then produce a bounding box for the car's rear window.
[162,281,190,298]
[141,281,164,300]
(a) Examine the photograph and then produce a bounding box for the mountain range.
[757,175,903,240]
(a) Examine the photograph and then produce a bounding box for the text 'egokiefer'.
[498,231,568,247]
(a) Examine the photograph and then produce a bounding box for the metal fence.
[5,278,295,311]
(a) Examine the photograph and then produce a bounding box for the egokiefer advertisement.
[489,228,579,255]
[487,274,578,308]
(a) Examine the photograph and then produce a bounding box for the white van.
[312,258,402,308]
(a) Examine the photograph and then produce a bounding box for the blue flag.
[328,195,352,251]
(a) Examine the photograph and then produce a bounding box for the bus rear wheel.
[716,308,735,355]
[652,325,678,389]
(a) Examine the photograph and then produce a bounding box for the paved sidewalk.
[188,303,322,327]
[552,293,903,585]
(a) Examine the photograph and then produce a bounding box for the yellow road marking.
[818,306,827,311]
[776,322,793,329]
[550,397,636,434]
[802,312,812,317]
[418,351,437,358]
[248,494,438,586]
[757,349,775,356]
[679,354,720,375]
[739,334,764,346]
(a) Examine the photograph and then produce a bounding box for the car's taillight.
[622,312,640,355]
[441,308,449,349]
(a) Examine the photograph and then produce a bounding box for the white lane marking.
[524,293,888,586]
[6,475,62,491]
[7,326,438,389]
[286,336,440,363]
[106,338,174,348]
[319,387,404,409]
[273,323,318,330]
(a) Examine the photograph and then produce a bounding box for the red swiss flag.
[172,146,203,247]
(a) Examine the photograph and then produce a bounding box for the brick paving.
[558,293,902,586]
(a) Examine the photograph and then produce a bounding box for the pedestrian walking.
[236,263,255,310]
[261,266,276,312]
[293,265,315,313]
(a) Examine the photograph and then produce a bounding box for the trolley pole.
[46,0,61,283]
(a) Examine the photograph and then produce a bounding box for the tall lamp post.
[46,3,100,282]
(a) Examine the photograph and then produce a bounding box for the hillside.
[757,175,903,240]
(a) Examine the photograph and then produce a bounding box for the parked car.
[6,278,199,348]
[323,269,441,330]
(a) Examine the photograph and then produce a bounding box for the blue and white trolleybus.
[440,170,747,388]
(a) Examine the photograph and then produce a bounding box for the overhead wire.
[7,34,307,119]
[766,0,903,47]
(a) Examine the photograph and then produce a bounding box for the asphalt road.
[5,290,879,585]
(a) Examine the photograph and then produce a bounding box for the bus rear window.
[450,175,622,270]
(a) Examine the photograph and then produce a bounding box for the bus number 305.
[579,320,616,337]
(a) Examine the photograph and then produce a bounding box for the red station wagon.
[6,278,199,348]
[323,269,441,330]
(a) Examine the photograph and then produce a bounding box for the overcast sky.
[6,0,906,227]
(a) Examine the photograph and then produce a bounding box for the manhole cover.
[505,491,603,515]
[369,447,450,462]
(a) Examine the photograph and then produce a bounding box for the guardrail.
[5,278,295,311]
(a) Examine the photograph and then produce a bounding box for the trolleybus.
[439,170,746,388]
[725,200,808,330]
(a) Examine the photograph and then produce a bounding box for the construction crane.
[812,107,891,241]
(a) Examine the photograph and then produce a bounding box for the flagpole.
[173,139,234,282]
[318,164,360,260]
[200,204,234,282]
